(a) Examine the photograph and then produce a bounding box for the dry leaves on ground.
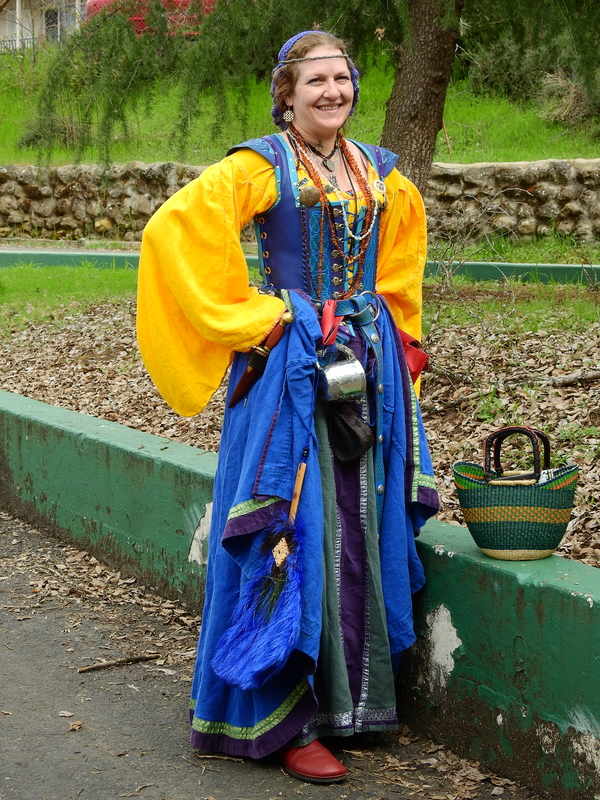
[1,511,199,679]
[0,290,598,564]
[421,283,600,563]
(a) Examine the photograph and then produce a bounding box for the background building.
[0,0,84,52]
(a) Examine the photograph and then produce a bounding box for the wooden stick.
[288,461,307,523]
[549,369,600,387]
[78,654,160,673]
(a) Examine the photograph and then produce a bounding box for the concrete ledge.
[0,390,215,608]
[1,389,599,796]
[405,523,600,799]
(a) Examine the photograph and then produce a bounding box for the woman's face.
[284,45,353,144]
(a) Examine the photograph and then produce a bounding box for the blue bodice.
[227,134,399,302]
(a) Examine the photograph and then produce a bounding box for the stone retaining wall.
[426,159,600,241]
[1,157,599,242]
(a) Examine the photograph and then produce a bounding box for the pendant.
[323,158,336,172]
[373,179,386,194]
[329,174,339,188]
[323,184,335,194]
[299,185,321,207]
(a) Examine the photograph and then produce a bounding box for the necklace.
[305,140,337,173]
[289,125,340,183]
[287,128,377,301]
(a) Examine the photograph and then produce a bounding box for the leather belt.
[335,293,386,529]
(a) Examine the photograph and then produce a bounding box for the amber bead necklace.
[287,125,377,300]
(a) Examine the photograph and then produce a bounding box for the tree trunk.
[381,0,464,192]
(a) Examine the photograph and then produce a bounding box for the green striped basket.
[453,427,578,560]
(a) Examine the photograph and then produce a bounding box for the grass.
[421,278,600,337]
[1,50,599,166]
[428,232,600,266]
[0,263,138,331]
[434,81,600,163]
[0,262,598,339]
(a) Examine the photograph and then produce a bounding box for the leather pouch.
[327,402,375,462]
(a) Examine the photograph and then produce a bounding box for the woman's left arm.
[375,169,427,343]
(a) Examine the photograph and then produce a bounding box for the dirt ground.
[0,511,540,800]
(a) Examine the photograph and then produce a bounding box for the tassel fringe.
[211,513,305,690]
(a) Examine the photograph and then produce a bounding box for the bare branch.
[78,653,160,673]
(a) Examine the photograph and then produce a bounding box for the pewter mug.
[318,344,366,402]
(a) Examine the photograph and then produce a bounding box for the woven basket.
[454,426,578,560]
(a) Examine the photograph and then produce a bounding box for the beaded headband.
[270,31,360,130]
[280,54,351,64]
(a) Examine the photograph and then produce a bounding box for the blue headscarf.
[270,30,360,130]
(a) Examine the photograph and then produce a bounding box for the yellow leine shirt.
[137,147,427,417]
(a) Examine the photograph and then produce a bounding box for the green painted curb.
[1,249,599,283]
[424,260,600,283]
[0,390,215,608]
[1,389,600,796]
[402,522,600,799]
[0,249,139,269]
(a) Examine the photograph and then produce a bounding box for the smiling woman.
[283,47,353,150]
[137,29,439,786]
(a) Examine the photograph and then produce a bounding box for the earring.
[283,107,294,123]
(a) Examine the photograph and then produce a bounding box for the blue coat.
[189,290,438,758]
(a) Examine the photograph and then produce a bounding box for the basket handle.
[484,426,551,483]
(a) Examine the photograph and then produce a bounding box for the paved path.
[0,513,537,800]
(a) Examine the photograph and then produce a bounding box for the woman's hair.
[270,30,359,129]
[272,32,348,117]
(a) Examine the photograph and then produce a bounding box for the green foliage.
[458,1,600,112]
[421,278,600,337]
[0,47,52,154]
[8,65,599,167]
[34,1,188,164]
[17,0,600,164]
[29,0,411,164]
[434,80,600,163]
[446,232,600,268]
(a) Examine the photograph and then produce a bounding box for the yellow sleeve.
[137,150,285,417]
[375,169,427,343]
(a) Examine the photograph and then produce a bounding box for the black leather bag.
[327,402,375,462]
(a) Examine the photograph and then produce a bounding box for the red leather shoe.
[280,739,346,783]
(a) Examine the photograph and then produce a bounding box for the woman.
[137,30,439,784]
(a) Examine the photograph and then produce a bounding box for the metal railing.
[0,35,42,53]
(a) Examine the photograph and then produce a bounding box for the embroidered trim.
[418,474,437,490]
[227,496,280,521]
[409,382,422,504]
[190,679,309,740]
[357,442,371,733]
[300,705,398,735]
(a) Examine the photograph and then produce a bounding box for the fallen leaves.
[0,512,200,682]
[373,736,519,800]
[0,512,533,800]
[0,291,598,564]
[420,286,600,563]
